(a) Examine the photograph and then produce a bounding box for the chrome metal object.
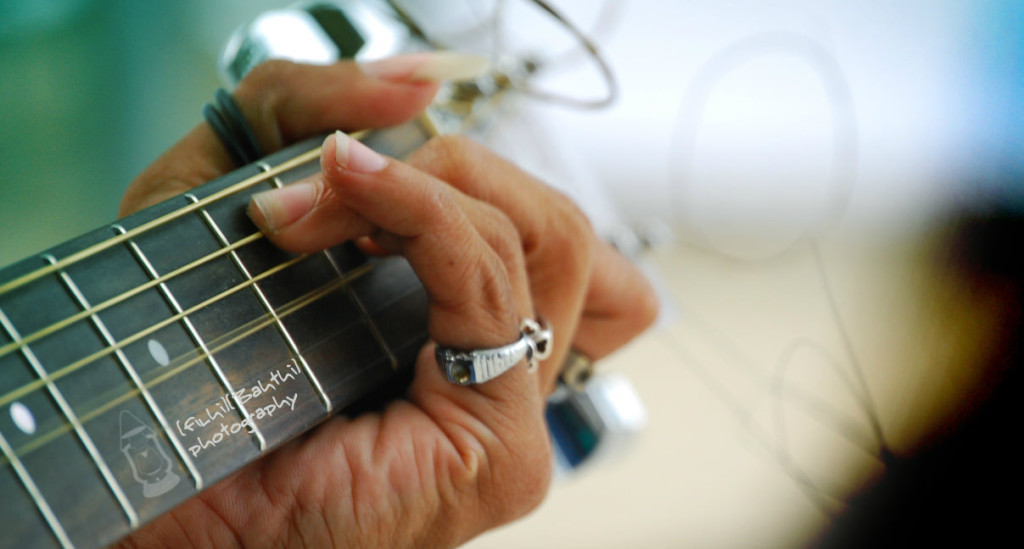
[218,0,416,87]
[216,1,513,138]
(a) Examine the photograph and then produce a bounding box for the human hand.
[117,54,658,548]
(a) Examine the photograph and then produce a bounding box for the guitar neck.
[0,127,432,548]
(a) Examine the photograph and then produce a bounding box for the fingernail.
[360,51,490,83]
[333,130,387,173]
[249,181,319,232]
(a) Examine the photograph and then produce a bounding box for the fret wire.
[0,145,326,299]
[7,266,364,464]
[260,161,284,189]
[116,225,267,453]
[0,233,264,365]
[259,161,342,405]
[0,292,139,528]
[319,113,444,370]
[184,192,327,428]
[189,191,333,414]
[0,253,308,411]
[257,158,400,378]
[0,429,74,548]
[53,257,205,489]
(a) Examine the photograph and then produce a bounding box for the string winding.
[388,0,619,110]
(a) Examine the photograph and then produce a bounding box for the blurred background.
[2,0,1022,547]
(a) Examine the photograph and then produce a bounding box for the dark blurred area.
[810,5,1024,532]
[810,206,1024,547]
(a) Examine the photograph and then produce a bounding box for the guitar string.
[0,139,390,460]
[0,141,378,429]
[0,144,325,300]
[0,129,320,547]
[0,259,374,466]
[0,250,309,408]
[0,0,618,367]
[0,5,621,526]
[0,141,330,392]
[0,0,620,481]
[0,233,264,365]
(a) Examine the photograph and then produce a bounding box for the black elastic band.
[215,89,264,160]
[202,102,248,165]
[202,88,264,166]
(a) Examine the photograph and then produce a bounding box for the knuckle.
[495,429,553,523]
[429,206,521,339]
[543,192,596,278]
[483,206,524,268]
[520,438,554,512]
[418,178,457,222]
[556,191,594,242]
[472,208,527,337]
[444,422,553,536]
[225,59,296,150]
[474,249,520,334]
[414,134,487,177]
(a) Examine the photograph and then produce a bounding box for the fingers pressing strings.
[120,55,461,216]
[249,132,531,352]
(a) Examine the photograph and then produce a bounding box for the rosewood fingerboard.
[0,127,432,548]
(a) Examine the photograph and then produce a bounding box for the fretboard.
[0,125,434,548]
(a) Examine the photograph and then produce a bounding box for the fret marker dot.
[10,402,36,435]
[148,338,170,366]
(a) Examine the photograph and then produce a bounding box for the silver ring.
[437,318,553,385]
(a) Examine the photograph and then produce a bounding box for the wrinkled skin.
[115,58,658,549]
